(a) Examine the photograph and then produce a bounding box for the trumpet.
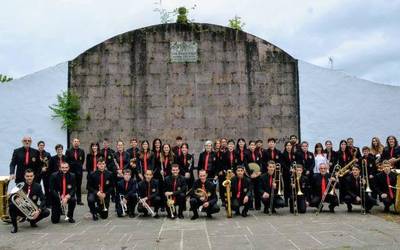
[59,193,69,221]
[138,197,156,217]
[10,183,40,220]
[166,195,175,218]
[195,188,210,212]
[98,186,108,212]
[120,194,127,217]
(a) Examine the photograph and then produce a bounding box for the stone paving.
[1,197,400,250]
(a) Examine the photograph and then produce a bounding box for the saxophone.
[222,169,234,218]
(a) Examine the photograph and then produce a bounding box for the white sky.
[1,0,399,85]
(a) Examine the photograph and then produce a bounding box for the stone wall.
[69,23,299,155]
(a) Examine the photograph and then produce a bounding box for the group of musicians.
[7,135,400,233]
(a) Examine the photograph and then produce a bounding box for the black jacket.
[116,179,138,198]
[86,153,104,175]
[138,151,155,175]
[311,173,337,198]
[222,150,239,172]
[100,147,116,169]
[47,155,66,177]
[9,147,40,182]
[176,153,194,176]
[231,176,252,200]
[295,151,315,175]
[375,171,397,197]
[87,170,114,194]
[164,175,187,196]
[138,179,159,199]
[49,171,76,198]
[65,148,85,174]
[197,151,218,178]
[18,182,47,211]
[190,179,218,206]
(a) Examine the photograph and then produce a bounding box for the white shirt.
[314,153,329,173]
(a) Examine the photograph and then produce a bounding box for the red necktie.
[240,149,244,162]
[100,172,104,192]
[173,178,177,202]
[272,150,275,160]
[269,175,273,188]
[93,155,97,171]
[237,178,241,199]
[178,147,181,156]
[25,149,29,165]
[104,148,108,160]
[125,181,128,191]
[289,152,292,161]
[62,174,66,197]
[321,176,326,197]
[230,152,234,166]
[27,185,31,197]
[164,158,169,175]
[390,148,394,158]
[144,152,148,172]
[59,157,63,167]
[202,183,206,192]
[147,182,151,206]
[387,175,394,199]
[74,149,78,161]
[119,152,123,170]
[184,155,187,166]
[252,152,256,161]
[204,152,209,171]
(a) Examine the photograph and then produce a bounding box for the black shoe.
[235,210,241,216]
[92,214,98,221]
[366,210,371,214]
[249,207,254,211]
[154,213,160,219]
[272,209,277,214]
[241,211,248,217]
[160,207,165,212]
[11,226,18,233]
[30,222,38,228]
[329,206,335,213]
[221,202,226,207]
[178,214,184,219]
[347,205,352,213]
[255,206,261,211]
[206,213,213,218]
[384,207,390,213]
[129,213,136,218]
[191,214,199,220]
[263,208,269,214]
[68,218,75,223]
[77,202,84,206]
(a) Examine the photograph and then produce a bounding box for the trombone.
[290,161,298,215]
[316,164,340,215]
[269,164,284,215]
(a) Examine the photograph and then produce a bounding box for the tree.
[49,90,80,130]
[228,15,245,30]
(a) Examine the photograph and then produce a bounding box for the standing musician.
[151,138,163,181]
[310,163,338,213]
[259,161,285,214]
[361,146,377,199]
[137,169,160,218]
[100,138,116,170]
[176,143,194,188]
[164,164,187,219]
[37,140,51,184]
[65,138,85,205]
[230,165,253,217]
[263,138,281,165]
[347,137,362,161]
[49,162,76,223]
[87,158,113,220]
[220,140,237,207]
[324,140,337,173]
[382,136,400,169]
[189,169,220,220]
[343,165,377,213]
[247,140,262,210]
[172,136,183,157]
[138,140,154,177]
[112,140,129,202]
[44,144,65,207]
[9,136,40,184]
[198,140,218,180]
[281,141,296,206]
[255,139,265,161]
[115,169,138,218]
[9,169,50,233]
[370,137,384,159]
[289,135,301,153]
[127,138,139,161]
[337,140,352,202]
[375,160,397,213]
[289,164,309,214]
[86,142,102,177]
[236,138,249,166]
[215,139,225,202]
[220,138,228,153]
[295,141,315,178]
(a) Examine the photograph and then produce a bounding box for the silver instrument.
[138,197,156,217]
[120,194,127,216]
[59,193,69,221]
[10,183,40,220]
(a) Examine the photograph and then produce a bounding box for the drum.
[0,176,10,222]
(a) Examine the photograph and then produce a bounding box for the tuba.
[222,170,234,218]
[10,183,40,220]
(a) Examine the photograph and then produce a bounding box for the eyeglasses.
[23,140,32,142]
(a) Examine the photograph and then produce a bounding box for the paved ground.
[1,198,400,250]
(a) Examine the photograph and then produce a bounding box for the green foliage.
[153,1,196,24]
[49,90,80,130]
[228,15,245,30]
[176,7,188,24]
[0,74,13,83]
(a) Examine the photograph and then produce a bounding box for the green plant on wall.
[228,15,245,30]
[0,74,13,83]
[49,90,80,130]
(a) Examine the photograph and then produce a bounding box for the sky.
[1,0,399,85]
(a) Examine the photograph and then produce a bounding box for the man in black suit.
[230,165,253,217]
[116,169,138,217]
[9,136,40,183]
[65,138,85,205]
[375,161,397,212]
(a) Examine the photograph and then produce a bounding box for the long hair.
[89,142,100,155]
[370,137,384,155]
[386,135,398,148]
[140,140,151,160]
[160,143,175,163]
[314,143,324,155]
[236,138,247,151]
[283,141,293,153]
[152,138,162,153]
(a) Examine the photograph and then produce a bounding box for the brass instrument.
[337,159,358,177]
[389,169,400,213]
[291,161,298,215]
[138,197,156,217]
[10,182,40,220]
[59,193,69,221]
[166,195,175,218]
[296,174,303,196]
[316,164,340,215]
[194,188,211,212]
[276,164,284,196]
[362,159,372,193]
[269,165,278,215]
[222,170,234,218]
[248,163,261,176]
[360,162,366,215]
[0,176,10,222]
[120,194,127,217]
[98,185,108,212]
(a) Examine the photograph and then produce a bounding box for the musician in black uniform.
[295,141,315,178]
[189,169,220,220]
[347,137,362,161]
[259,161,285,214]
[310,163,338,213]
[324,140,337,173]
[255,139,265,162]
[247,140,262,210]
[164,164,187,219]
[137,169,161,218]
[100,138,116,171]
[116,169,138,218]
[36,140,51,184]
[9,169,50,233]
[382,136,400,169]
[289,164,309,214]
[172,136,183,158]
[138,140,154,177]
[343,165,377,213]
[375,161,397,213]
[65,138,85,205]
[281,141,296,206]
[176,143,194,188]
[230,165,253,217]
[361,146,378,199]
[49,162,76,223]
[44,144,65,207]
[220,140,238,207]
[9,136,40,184]
[86,142,103,177]
[236,138,249,167]
[197,140,218,180]
[127,137,139,162]
[87,158,113,220]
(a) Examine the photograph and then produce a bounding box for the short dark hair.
[25,168,34,174]
[98,157,105,163]
[267,138,276,143]
[123,169,132,175]
[176,136,183,140]
[171,163,179,169]
[37,140,45,146]
[55,144,63,151]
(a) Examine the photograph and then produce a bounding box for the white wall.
[0,62,68,175]
[299,60,400,151]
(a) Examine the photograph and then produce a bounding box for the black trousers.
[116,194,137,216]
[87,192,110,219]
[231,197,252,214]
[190,198,220,216]
[50,194,76,223]
[42,175,52,206]
[75,173,83,203]
[262,195,285,211]
[166,193,186,216]
[218,174,226,204]
[344,193,376,211]
[381,196,395,210]
[289,195,307,213]
[137,196,161,215]
[251,177,261,209]
[309,194,339,210]
[9,202,50,227]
